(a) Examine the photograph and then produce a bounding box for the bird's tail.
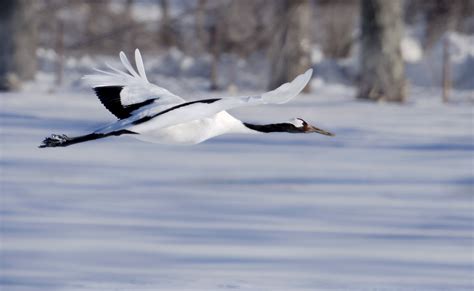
[39,130,136,148]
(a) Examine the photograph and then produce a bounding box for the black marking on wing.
[132,98,221,125]
[93,86,156,119]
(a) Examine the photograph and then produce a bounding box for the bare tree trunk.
[195,0,208,53]
[209,24,221,91]
[357,0,406,102]
[423,0,461,49]
[123,0,135,54]
[55,18,65,86]
[159,0,174,47]
[316,0,358,59]
[85,1,109,54]
[0,0,37,91]
[268,0,312,92]
[442,37,451,103]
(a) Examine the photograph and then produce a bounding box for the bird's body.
[40,49,333,148]
[133,111,251,145]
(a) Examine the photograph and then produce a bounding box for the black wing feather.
[93,86,156,119]
[131,98,221,125]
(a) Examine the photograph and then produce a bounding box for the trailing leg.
[39,130,136,148]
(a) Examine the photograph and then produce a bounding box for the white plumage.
[40,49,333,148]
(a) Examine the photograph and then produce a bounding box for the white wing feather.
[134,49,149,82]
[261,68,312,104]
[119,51,140,78]
[104,62,130,77]
[217,68,313,108]
[83,49,184,106]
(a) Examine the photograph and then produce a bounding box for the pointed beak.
[307,125,335,136]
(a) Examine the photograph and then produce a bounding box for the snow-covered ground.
[1,82,472,290]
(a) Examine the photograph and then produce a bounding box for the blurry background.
[1,0,473,101]
[1,1,473,290]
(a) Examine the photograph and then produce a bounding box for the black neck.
[243,122,299,133]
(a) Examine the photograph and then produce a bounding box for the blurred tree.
[315,0,359,59]
[85,1,112,53]
[0,0,37,91]
[405,0,474,49]
[159,0,175,47]
[194,0,208,53]
[424,0,463,49]
[208,4,224,91]
[268,0,312,92]
[357,0,406,102]
[223,0,260,56]
[123,0,136,54]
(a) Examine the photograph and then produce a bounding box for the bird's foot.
[39,134,71,148]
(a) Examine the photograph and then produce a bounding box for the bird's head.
[286,118,335,136]
[243,118,334,135]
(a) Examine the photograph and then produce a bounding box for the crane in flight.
[40,49,333,148]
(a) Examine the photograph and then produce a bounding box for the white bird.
[39,49,333,148]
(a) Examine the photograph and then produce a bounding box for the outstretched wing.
[221,68,313,107]
[83,49,184,119]
[129,69,313,129]
[94,68,313,134]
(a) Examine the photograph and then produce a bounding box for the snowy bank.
[1,83,472,290]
